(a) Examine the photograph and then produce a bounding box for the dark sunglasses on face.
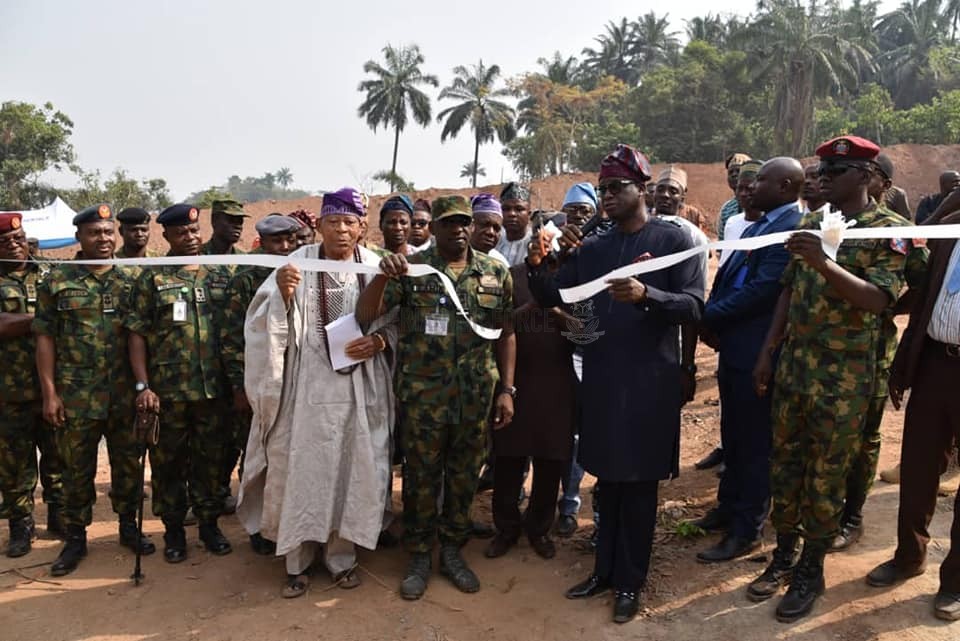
[598,179,638,196]
[818,162,868,178]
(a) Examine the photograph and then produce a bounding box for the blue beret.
[72,204,114,226]
[117,207,150,224]
[380,195,414,216]
[255,214,301,236]
[156,203,200,227]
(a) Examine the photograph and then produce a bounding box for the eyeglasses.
[818,162,867,178]
[598,180,638,196]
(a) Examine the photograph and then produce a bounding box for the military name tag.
[102,293,115,313]
[425,312,449,336]
[25,283,37,303]
[173,300,187,322]
[194,287,206,303]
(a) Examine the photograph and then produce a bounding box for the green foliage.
[60,169,174,211]
[372,170,415,192]
[191,186,233,209]
[188,171,309,205]
[459,162,485,180]
[673,521,707,538]
[0,101,75,209]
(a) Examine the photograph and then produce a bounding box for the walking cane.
[132,411,159,586]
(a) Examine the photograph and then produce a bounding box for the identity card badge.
[425,296,449,336]
[173,286,188,322]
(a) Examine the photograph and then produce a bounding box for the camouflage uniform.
[201,241,245,276]
[32,264,142,527]
[124,265,231,524]
[771,204,908,543]
[116,246,161,279]
[0,264,62,520]
[217,262,273,491]
[382,246,512,553]
[844,239,929,516]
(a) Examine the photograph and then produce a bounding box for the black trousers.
[594,479,658,593]
[492,455,565,540]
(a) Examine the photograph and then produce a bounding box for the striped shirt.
[927,242,960,345]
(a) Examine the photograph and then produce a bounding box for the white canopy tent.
[13,196,79,249]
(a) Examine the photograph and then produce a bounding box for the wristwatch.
[135,381,149,393]
[501,385,518,399]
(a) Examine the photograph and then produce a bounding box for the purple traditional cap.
[599,144,653,183]
[320,187,366,217]
[471,193,502,219]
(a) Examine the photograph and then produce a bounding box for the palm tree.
[685,14,728,48]
[536,52,581,85]
[581,18,637,84]
[275,167,293,188]
[437,61,517,188]
[876,0,950,108]
[358,44,439,191]
[632,12,680,75]
[460,161,486,181]
[734,0,876,155]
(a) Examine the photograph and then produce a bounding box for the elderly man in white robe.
[238,187,397,598]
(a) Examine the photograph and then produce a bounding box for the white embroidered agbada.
[237,244,397,566]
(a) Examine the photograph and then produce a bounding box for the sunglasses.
[818,162,868,177]
[598,179,638,195]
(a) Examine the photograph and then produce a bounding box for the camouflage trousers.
[58,410,142,527]
[843,393,886,518]
[401,414,486,553]
[217,407,250,498]
[0,401,62,520]
[770,389,868,543]
[149,399,224,524]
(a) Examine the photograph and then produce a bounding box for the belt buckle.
[946,344,960,358]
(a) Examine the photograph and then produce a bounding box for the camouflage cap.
[211,198,248,217]
[72,203,114,226]
[431,195,472,222]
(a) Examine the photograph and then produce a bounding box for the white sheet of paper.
[325,312,366,370]
[543,220,562,252]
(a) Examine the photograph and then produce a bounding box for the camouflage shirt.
[220,264,273,391]
[776,204,909,397]
[0,264,43,403]
[382,246,512,424]
[201,240,245,276]
[32,265,138,418]
[117,246,161,279]
[124,265,231,401]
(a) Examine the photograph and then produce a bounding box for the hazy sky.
[1,0,899,200]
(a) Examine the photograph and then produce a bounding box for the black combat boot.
[198,520,232,555]
[830,511,863,552]
[50,525,88,576]
[119,514,156,555]
[746,533,800,602]
[6,515,35,558]
[162,517,187,563]
[399,552,432,600]
[775,541,827,623]
[46,505,66,539]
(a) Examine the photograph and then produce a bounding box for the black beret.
[117,207,151,224]
[72,203,114,226]
[156,203,200,227]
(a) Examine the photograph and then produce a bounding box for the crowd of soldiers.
[1,136,959,626]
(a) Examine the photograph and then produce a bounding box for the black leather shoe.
[775,543,826,623]
[6,516,35,558]
[530,535,556,559]
[565,574,610,599]
[829,513,863,553]
[689,508,730,532]
[556,515,578,537]
[697,535,760,563]
[934,590,960,621]
[695,447,724,470]
[199,522,232,555]
[221,495,237,516]
[484,534,516,558]
[119,515,156,555]
[866,558,926,587]
[613,590,640,623]
[249,532,276,555]
[50,525,87,576]
[377,529,400,548]
[400,552,432,600]
[747,533,799,602]
[471,521,496,539]
[46,506,66,539]
[163,524,187,563]
[439,545,480,593]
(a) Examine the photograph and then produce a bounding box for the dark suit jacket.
[703,204,803,371]
[890,211,960,389]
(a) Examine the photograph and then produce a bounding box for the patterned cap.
[320,187,365,217]
[656,165,688,191]
[725,152,752,169]
[500,182,530,202]
[471,193,502,218]
[431,195,472,221]
[380,194,414,216]
[72,203,114,226]
[211,198,248,217]
[599,144,653,182]
[815,136,880,161]
[156,203,201,227]
[0,212,23,233]
[117,207,150,224]
[255,214,301,236]
[413,198,432,214]
[288,209,317,229]
[737,160,764,180]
